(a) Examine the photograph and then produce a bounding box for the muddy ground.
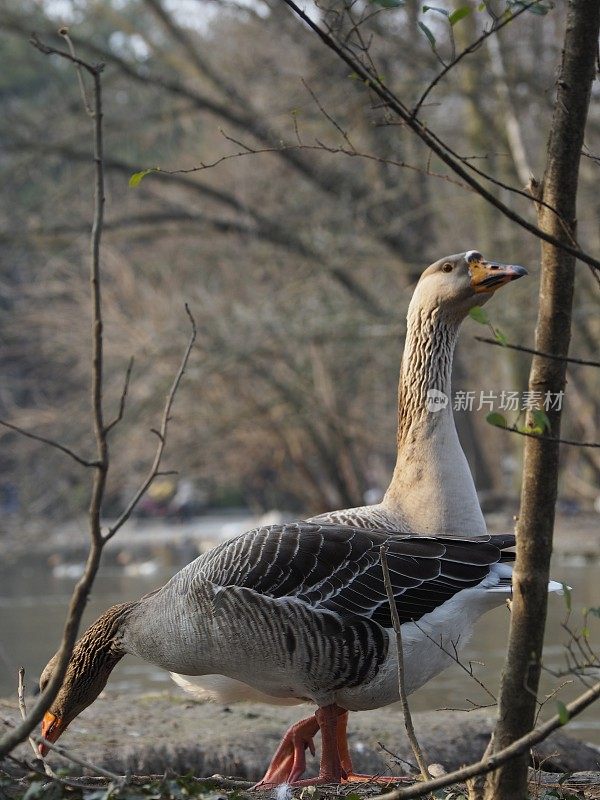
[2,691,599,780]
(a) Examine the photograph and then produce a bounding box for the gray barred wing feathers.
[196,523,515,627]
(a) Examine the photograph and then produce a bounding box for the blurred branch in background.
[0,31,196,758]
[0,0,598,522]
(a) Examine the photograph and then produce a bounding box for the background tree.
[1,0,598,524]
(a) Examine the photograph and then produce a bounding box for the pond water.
[1,555,599,744]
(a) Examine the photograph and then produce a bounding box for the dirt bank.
[2,691,599,780]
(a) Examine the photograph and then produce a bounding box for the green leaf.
[372,0,405,7]
[423,4,449,14]
[449,5,472,24]
[556,700,570,725]
[418,20,437,47]
[532,409,551,433]
[129,167,160,188]
[486,412,507,429]
[588,606,600,617]
[562,582,572,612]
[494,327,508,346]
[469,305,490,324]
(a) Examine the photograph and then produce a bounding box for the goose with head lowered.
[38,522,562,785]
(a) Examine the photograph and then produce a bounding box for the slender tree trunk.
[483,3,600,798]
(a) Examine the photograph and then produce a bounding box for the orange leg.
[285,704,346,787]
[255,705,414,787]
[252,713,319,788]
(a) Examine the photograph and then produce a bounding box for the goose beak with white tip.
[466,250,528,294]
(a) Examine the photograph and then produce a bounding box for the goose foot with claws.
[255,706,413,788]
[252,713,320,788]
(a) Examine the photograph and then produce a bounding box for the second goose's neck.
[383,305,486,536]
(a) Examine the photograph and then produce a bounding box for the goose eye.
[441,263,453,273]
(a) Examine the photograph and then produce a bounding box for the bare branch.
[1,34,107,760]
[0,418,97,468]
[380,545,430,782]
[475,336,600,368]
[59,29,94,115]
[412,621,497,705]
[170,133,469,191]
[6,753,101,792]
[280,0,600,275]
[29,33,103,76]
[17,668,53,777]
[105,357,134,434]
[104,305,197,542]
[301,79,357,152]
[7,135,385,313]
[500,426,600,449]
[1,716,123,783]
[412,3,534,118]
[373,681,600,800]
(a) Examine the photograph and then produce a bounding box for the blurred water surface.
[1,556,599,744]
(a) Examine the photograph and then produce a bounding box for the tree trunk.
[483,3,600,799]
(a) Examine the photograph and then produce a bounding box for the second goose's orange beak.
[39,711,65,756]
[468,253,528,294]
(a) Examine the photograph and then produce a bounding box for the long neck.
[383,305,486,536]
[121,567,216,672]
[76,601,139,663]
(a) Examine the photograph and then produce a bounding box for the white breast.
[170,672,305,705]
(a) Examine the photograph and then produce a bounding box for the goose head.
[410,250,527,321]
[38,603,133,756]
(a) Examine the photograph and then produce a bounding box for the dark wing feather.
[197,522,515,627]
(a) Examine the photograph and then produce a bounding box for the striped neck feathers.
[44,601,139,728]
[396,305,459,446]
[383,303,486,535]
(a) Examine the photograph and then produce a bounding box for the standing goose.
[311,249,526,535]
[40,522,554,786]
[172,250,528,781]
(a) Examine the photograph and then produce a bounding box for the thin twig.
[501,426,600,449]
[6,753,102,791]
[58,28,93,114]
[301,78,356,152]
[105,357,135,434]
[0,419,97,467]
[162,135,467,191]
[1,717,123,784]
[29,33,102,76]
[377,741,417,775]
[534,680,572,726]
[475,336,600,368]
[380,545,431,782]
[372,681,600,799]
[17,669,54,777]
[412,3,534,118]
[412,622,497,704]
[104,304,197,542]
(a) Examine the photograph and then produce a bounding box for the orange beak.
[39,711,64,756]
[468,254,528,294]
